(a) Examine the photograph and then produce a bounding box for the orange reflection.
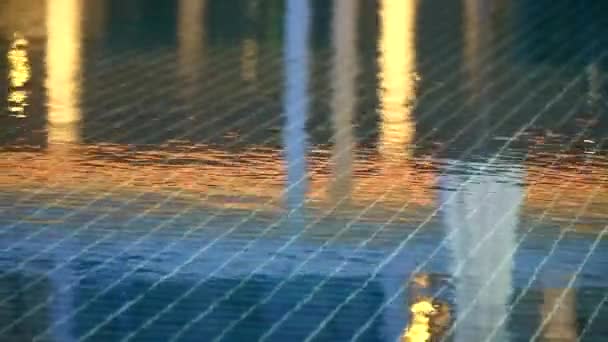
[0,144,606,228]
[7,33,31,117]
[46,0,82,145]
[0,145,437,216]
[378,0,417,160]
[524,153,608,228]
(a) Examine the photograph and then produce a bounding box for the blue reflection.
[282,0,310,212]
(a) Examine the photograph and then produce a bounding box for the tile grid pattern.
[301,59,608,342]
[0,2,606,342]
[291,90,606,342]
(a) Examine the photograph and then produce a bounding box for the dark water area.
[0,0,607,341]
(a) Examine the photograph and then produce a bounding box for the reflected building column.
[463,0,487,100]
[540,288,577,341]
[46,0,82,146]
[463,0,492,145]
[463,0,497,143]
[441,2,521,340]
[282,0,311,213]
[241,0,259,82]
[178,0,207,101]
[46,1,81,339]
[376,0,418,340]
[441,168,522,341]
[264,1,312,318]
[329,0,358,206]
[378,0,416,162]
[49,252,77,342]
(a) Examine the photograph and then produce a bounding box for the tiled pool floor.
[1,0,607,341]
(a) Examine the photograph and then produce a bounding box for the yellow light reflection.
[402,299,436,342]
[7,33,31,117]
[46,0,82,144]
[402,273,451,342]
[378,0,417,160]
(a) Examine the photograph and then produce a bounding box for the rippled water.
[0,0,607,341]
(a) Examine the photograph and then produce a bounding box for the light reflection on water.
[46,0,81,145]
[377,0,417,160]
[7,33,30,117]
[0,0,607,341]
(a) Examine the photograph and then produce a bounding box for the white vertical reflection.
[329,0,358,204]
[378,0,417,160]
[443,2,521,340]
[283,0,310,211]
[46,0,82,145]
[441,167,522,341]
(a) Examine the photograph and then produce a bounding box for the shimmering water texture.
[1,0,607,341]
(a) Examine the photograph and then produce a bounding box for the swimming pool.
[0,0,607,341]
